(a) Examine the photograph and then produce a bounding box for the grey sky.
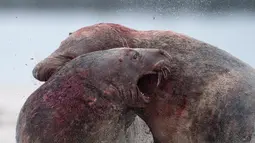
[1,10,255,85]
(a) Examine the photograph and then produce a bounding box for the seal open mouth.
[136,61,170,102]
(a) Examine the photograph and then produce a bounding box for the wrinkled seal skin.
[16,47,171,143]
[33,23,255,143]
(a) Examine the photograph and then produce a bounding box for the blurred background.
[1,0,255,142]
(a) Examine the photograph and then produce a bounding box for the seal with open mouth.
[32,23,255,143]
[16,48,171,143]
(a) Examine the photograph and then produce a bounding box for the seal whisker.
[165,66,171,74]
[164,69,168,79]
[163,66,170,79]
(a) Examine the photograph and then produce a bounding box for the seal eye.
[132,52,140,60]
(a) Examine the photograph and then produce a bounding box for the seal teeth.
[166,67,171,76]
[162,69,167,79]
[142,96,150,103]
[136,86,140,96]
[136,85,144,96]
[156,66,170,87]
[157,72,162,87]
[135,86,149,104]
[165,70,168,78]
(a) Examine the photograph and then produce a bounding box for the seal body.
[16,48,171,143]
[138,48,255,143]
[32,23,255,143]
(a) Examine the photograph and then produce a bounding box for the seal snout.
[32,65,40,80]
[32,62,58,82]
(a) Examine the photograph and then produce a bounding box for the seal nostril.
[159,50,165,56]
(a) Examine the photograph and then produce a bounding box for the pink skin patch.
[164,81,187,117]
[77,69,89,78]
[103,85,117,96]
[175,98,187,117]
[103,90,112,95]
[87,97,97,106]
